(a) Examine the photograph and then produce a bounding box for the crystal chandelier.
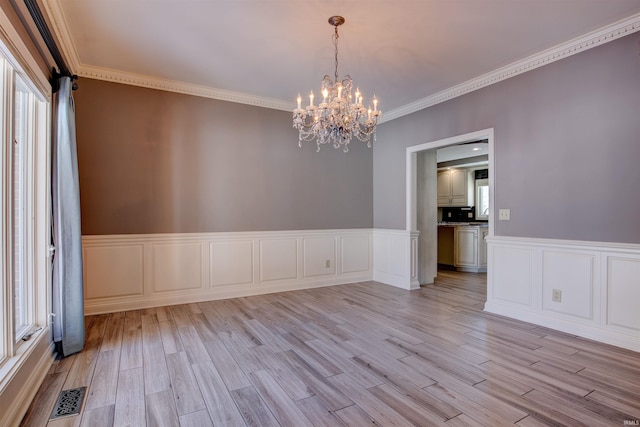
[293,16,381,153]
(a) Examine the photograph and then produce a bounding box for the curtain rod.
[22,0,77,90]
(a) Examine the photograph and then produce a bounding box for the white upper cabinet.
[437,169,473,207]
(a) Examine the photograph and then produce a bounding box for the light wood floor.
[21,271,640,426]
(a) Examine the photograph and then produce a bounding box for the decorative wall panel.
[259,238,298,283]
[82,229,374,314]
[542,251,596,320]
[84,244,144,299]
[606,256,640,332]
[303,237,336,278]
[210,240,253,287]
[487,236,640,352]
[152,242,203,292]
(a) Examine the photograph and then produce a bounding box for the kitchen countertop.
[438,222,489,227]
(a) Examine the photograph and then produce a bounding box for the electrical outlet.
[552,289,562,303]
[325,259,331,268]
[499,209,511,220]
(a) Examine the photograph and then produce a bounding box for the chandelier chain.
[333,24,339,84]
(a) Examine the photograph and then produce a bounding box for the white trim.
[40,1,640,119]
[372,229,420,290]
[0,7,50,101]
[0,331,54,427]
[41,0,80,72]
[381,12,640,122]
[405,128,495,233]
[78,64,294,112]
[83,229,375,315]
[486,235,640,352]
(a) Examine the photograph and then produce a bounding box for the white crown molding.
[380,12,640,123]
[42,1,640,119]
[78,64,295,111]
[42,0,80,72]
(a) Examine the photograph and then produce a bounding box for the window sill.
[0,325,49,390]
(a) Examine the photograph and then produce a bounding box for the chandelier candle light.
[293,16,381,152]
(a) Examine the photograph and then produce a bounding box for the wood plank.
[522,388,635,426]
[158,319,183,355]
[352,352,437,389]
[141,314,171,394]
[425,382,526,427]
[165,351,206,416]
[61,349,99,390]
[305,338,384,389]
[328,373,413,426]
[120,313,143,371]
[248,345,313,401]
[369,383,450,426]
[145,389,180,427]
[277,349,353,411]
[295,395,348,427]
[178,410,213,427]
[19,373,66,427]
[84,314,109,351]
[177,325,211,364]
[202,337,252,391]
[189,312,218,343]
[168,304,193,328]
[84,350,119,410]
[191,362,246,426]
[230,386,280,427]
[248,370,314,427]
[79,405,114,427]
[515,415,558,427]
[99,312,124,353]
[334,404,383,426]
[242,318,291,352]
[281,332,342,377]
[114,367,145,427]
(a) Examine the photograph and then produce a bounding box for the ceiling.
[437,142,488,164]
[42,0,640,121]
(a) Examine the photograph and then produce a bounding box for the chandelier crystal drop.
[293,16,381,153]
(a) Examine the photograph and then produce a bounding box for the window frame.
[0,31,51,381]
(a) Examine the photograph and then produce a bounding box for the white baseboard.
[0,330,55,427]
[486,236,640,352]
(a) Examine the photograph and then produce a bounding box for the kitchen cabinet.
[437,226,455,266]
[453,225,488,273]
[437,169,473,207]
[479,228,489,268]
[454,226,478,268]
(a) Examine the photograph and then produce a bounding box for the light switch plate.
[499,209,511,220]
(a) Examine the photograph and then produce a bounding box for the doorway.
[405,128,495,285]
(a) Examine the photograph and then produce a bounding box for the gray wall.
[74,79,373,235]
[374,33,640,244]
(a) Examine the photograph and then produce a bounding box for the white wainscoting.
[486,236,640,352]
[372,229,420,290]
[82,229,374,315]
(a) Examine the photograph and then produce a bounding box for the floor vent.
[50,387,86,420]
